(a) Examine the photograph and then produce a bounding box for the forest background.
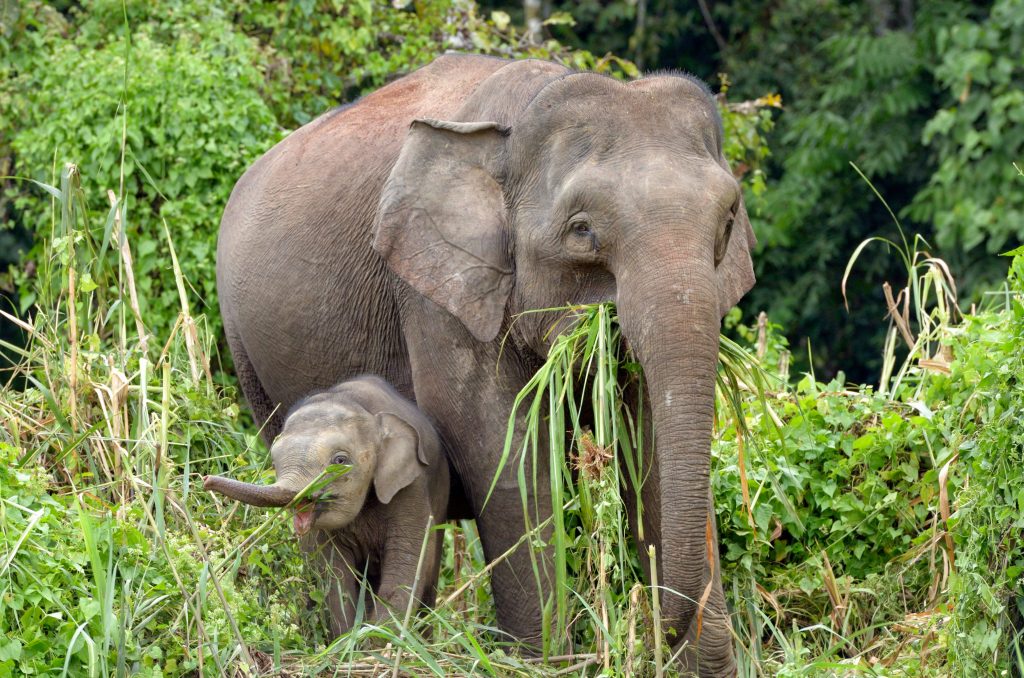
[1,0,1022,676]
[3,0,1022,380]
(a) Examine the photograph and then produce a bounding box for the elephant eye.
[566,213,598,252]
[331,453,351,466]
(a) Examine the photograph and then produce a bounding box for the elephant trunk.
[203,475,297,507]
[616,249,722,655]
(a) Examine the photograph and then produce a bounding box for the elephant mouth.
[291,495,331,536]
[293,506,316,536]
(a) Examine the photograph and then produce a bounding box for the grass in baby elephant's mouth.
[290,464,351,508]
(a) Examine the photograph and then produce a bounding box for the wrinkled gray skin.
[216,53,755,675]
[204,376,448,636]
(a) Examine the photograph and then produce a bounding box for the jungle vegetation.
[1,1,1022,675]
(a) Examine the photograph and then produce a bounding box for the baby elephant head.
[204,391,428,536]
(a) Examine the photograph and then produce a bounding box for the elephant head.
[204,390,428,535]
[374,68,754,657]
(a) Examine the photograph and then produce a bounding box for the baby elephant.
[204,375,448,636]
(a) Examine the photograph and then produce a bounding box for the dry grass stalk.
[756,311,768,360]
[938,452,958,568]
[107,189,148,354]
[66,165,79,432]
[694,514,715,641]
[450,527,468,618]
[821,551,848,642]
[648,545,663,678]
[625,583,642,674]
[162,218,212,385]
[883,282,915,349]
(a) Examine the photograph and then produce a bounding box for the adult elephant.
[215,53,754,675]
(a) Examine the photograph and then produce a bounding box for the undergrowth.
[1,15,1022,668]
[2,158,1022,676]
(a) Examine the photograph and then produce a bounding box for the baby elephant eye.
[331,453,350,466]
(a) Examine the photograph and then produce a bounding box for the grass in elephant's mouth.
[292,464,351,504]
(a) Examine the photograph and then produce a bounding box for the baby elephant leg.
[375,521,443,622]
[303,533,366,637]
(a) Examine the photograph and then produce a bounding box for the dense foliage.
[715,302,1024,674]
[725,0,1024,381]
[1,1,1022,675]
[3,162,1022,674]
[910,0,1024,257]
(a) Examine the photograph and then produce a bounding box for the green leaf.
[543,12,576,27]
[490,11,510,32]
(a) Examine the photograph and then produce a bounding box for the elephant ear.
[374,118,513,343]
[715,159,757,318]
[373,412,427,505]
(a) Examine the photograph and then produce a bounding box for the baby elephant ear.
[374,119,512,343]
[374,412,427,504]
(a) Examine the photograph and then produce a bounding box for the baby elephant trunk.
[203,475,297,507]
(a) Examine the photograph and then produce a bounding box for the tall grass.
[492,303,650,669]
[843,163,960,398]
[0,162,951,675]
[0,162,289,675]
[0,162,562,675]
[5,133,1017,677]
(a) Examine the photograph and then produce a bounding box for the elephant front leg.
[455,379,554,648]
[303,533,365,637]
[375,518,444,624]
[433,382,554,649]
[401,309,555,650]
[475,484,553,649]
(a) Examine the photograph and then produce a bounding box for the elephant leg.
[459,372,553,648]
[474,481,553,649]
[376,516,442,621]
[400,309,553,649]
[224,328,285,445]
[302,532,363,637]
[418,382,553,648]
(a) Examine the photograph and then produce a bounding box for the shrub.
[4,3,280,345]
[910,0,1024,258]
[942,248,1024,672]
